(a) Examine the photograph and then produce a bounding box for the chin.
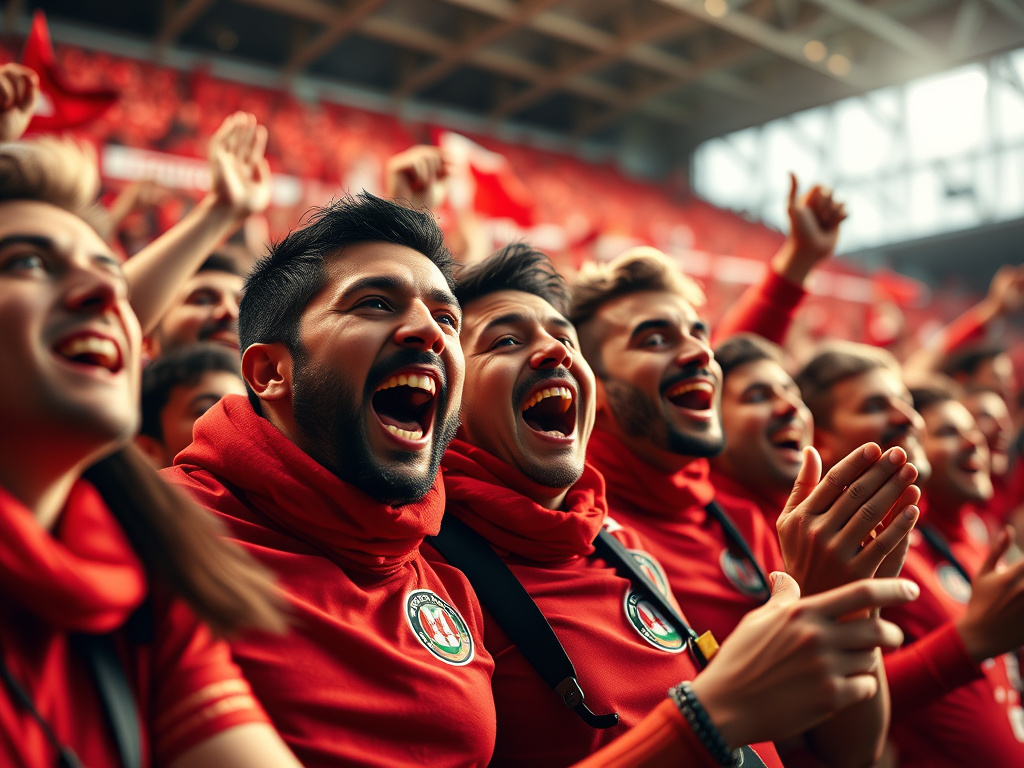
[521,456,585,491]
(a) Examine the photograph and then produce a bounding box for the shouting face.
[582,290,723,471]
[0,201,141,464]
[280,242,464,506]
[920,399,993,506]
[460,290,594,491]
[962,389,1013,478]
[150,269,243,355]
[714,358,813,497]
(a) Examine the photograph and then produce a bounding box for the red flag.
[20,10,117,132]
[437,130,535,226]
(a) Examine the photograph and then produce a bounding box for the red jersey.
[0,480,267,768]
[713,269,806,346]
[884,500,1024,767]
[164,396,497,768]
[433,439,783,768]
[588,430,786,644]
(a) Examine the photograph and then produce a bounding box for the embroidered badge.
[720,549,768,600]
[963,511,991,547]
[934,563,972,604]
[624,591,685,653]
[629,549,671,597]
[405,589,475,666]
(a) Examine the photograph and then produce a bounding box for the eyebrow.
[0,234,54,251]
[481,311,572,334]
[339,275,459,309]
[629,318,671,340]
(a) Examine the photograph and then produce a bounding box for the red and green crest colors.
[624,591,685,653]
[720,549,769,600]
[405,589,475,666]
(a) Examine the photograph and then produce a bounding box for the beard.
[602,376,725,458]
[291,346,459,507]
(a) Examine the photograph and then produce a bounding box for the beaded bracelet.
[668,681,741,768]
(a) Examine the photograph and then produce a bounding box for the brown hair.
[796,342,900,428]
[0,137,111,237]
[568,247,706,329]
[84,445,285,636]
[715,333,785,380]
[907,375,962,415]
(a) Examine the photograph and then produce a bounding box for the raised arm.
[0,63,39,143]
[714,173,846,345]
[123,111,271,335]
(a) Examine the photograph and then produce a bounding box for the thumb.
[788,172,798,211]
[768,570,801,606]
[979,526,1012,577]
[780,445,821,520]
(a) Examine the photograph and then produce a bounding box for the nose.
[673,335,713,371]
[212,294,239,322]
[891,399,919,431]
[774,387,800,418]
[64,263,122,316]
[394,301,446,355]
[529,332,573,371]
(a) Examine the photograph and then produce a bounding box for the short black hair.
[141,344,240,441]
[715,333,784,380]
[199,252,244,278]
[943,344,1007,379]
[909,376,962,414]
[455,242,569,316]
[239,193,454,411]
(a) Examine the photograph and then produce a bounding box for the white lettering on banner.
[100,145,303,206]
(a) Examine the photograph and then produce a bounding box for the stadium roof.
[14,0,1024,177]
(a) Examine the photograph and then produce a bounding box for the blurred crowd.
[2,56,1024,768]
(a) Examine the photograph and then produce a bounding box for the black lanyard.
[919,525,973,585]
[705,499,772,603]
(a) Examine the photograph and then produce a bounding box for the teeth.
[376,373,436,395]
[665,381,714,399]
[57,336,118,369]
[543,430,567,438]
[521,386,573,412]
[383,424,424,440]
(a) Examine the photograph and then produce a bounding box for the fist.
[0,64,40,143]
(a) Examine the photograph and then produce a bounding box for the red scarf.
[0,481,146,633]
[586,428,715,515]
[178,395,445,574]
[441,439,606,561]
[708,468,787,529]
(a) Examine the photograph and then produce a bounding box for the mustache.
[880,422,912,445]
[659,365,716,396]
[197,317,237,340]
[767,411,804,434]
[364,348,448,397]
[512,367,578,409]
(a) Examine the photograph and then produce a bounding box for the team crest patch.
[963,511,991,547]
[629,549,671,597]
[720,549,768,600]
[935,564,972,604]
[405,589,475,666]
[624,591,685,653]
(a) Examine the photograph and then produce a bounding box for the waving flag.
[438,130,535,226]
[21,10,118,133]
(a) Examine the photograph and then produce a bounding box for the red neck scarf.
[917,493,972,545]
[0,481,146,633]
[709,468,787,521]
[441,439,607,561]
[586,428,715,517]
[180,395,446,574]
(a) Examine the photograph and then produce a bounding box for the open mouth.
[664,380,714,411]
[372,371,438,442]
[958,452,985,474]
[520,384,577,439]
[53,332,122,374]
[768,425,805,454]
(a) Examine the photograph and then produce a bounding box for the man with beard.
[571,250,922,766]
[798,347,1024,766]
[162,194,499,767]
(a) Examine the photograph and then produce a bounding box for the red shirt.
[713,269,806,346]
[164,396,497,768]
[433,439,783,768]
[884,501,1024,767]
[588,430,786,645]
[0,480,267,768]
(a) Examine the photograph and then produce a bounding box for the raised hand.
[982,264,1024,318]
[385,145,449,209]
[771,173,848,286]
[956,526,1024,663]
[690,573,917,749]
[777,443,920,596]
[208,111,271,218]
[0,63,40,143]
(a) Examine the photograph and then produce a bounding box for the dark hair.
[141,344,240,441]
[796,342,899,427]
[84,445,285,636]
[456,242,569,315]
[943,344,1007,379]
[715,333,784,380]
[239,193,453,411]
[909,376,962,414]
[198,252,245,278]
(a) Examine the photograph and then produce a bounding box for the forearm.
[883,621,983,717]
[713,265,806,346]
[124,194,244,334]
[801,652,888,768]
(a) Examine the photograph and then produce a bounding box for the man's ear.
[135,434,168,470]
[241,342,293,404]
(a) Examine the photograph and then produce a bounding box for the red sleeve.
[149,596,270,763]
[884,621,984,717]
[938,305,988,355]
[570,699,720,768]
[713,269,807,345]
